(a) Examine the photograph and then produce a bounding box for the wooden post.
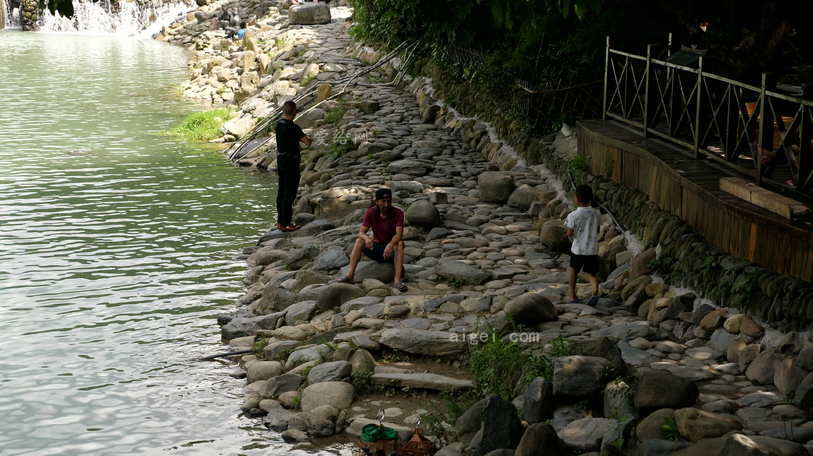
[757,73,766,184]
[643,44,651,137]
[799,104,811,190]
[602,36,609,120]
[693,57,703,159]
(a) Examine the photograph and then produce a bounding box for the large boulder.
[295,108,325,129]
[301,381,354,412]
[222,115,254,138]
[636,408,675,441]
[379,328,465,356]
[455,399,487,436]
[285,345,328,370]
[307,361,352,384]
[436,260,492,285]
[478,172,515,203]
[559,417,618,451]
[313,246,349,270]
[220,315,262,340]
[354,261,397,283]
[350,349,376,374]
[505,293,557,326]
[388,159,429,176]
[291,405,338,437]
[285,300,317,326]
[257,286,298,313]
[523,377,555,424]
[569,337,627,377]
[262,373,304,399]
[514,423,565,456]
[634,370,698,412]
[288,2,331,25]
[720,433,805,456]
[553,356,612,397]
[405,200,441,228]
[629,248,657,280]
[475,396,523,455]
[246,361,283,383]
[316,283,365,311]
[674,408,742,442]
[539,220,570,253]
[746,350,780,385]
[507,184,542,211]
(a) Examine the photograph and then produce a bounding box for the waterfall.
[2,0,21,28]
[38,0,193,36]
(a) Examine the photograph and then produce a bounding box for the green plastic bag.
[361,423,398,442]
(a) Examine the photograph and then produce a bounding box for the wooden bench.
[719,177,809,219]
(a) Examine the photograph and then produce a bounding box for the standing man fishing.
[275,100,311,232]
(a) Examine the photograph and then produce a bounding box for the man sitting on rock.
[337,188,408,292]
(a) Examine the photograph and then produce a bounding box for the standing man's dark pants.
[276,155,300,227]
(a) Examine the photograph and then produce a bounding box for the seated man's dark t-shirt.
[362,206,404,245]
[275,118,305,159]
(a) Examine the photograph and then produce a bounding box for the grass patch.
[170,108,233,142]
[469,333,569,399]
[351,369,375,394]
[274,37,289,49]
[329,138,355,158]
[253,337,269,356]
[301,73,317,87]
[324,106,347,124]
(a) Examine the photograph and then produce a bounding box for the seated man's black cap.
[374,188,392,200]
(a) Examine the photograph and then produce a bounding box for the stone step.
[372,366,473,391]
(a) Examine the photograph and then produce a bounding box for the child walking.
[565,184,601,303]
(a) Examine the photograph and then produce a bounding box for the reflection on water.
[0,31,338,455]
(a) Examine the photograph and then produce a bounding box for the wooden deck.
[578,120,813,282]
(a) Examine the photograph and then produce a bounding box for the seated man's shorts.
[363,242,394,263]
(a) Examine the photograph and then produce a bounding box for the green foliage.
[469,333,524,398]
[329,137,355,158]
[519,351,555,386]
[351,369,374,394]
[292,395,301,408]
[301,73,317,87]
[348,0,679,137]
[253,338,269,355]
[549,335,570,357]
[324,106,347,124]
[569,154,588,172]
[660,417,679,441]
[170,108,233,142]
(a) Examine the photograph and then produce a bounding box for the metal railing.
[603,36,813,194]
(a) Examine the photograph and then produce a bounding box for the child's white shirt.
[564,206,600,255]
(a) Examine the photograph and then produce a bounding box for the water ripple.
[0,31,291,455]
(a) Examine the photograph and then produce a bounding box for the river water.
[0,31,342,455]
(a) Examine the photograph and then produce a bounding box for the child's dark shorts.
[570,254,598,274]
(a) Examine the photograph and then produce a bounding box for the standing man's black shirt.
[275,118,305,158]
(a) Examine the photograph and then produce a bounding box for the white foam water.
[2,0,21,28]
[38,0,193,36]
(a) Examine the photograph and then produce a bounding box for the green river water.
[0,31,344,455]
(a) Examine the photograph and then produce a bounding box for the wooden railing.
[603,37,813,195]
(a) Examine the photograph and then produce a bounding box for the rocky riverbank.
[161,2,813,455]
